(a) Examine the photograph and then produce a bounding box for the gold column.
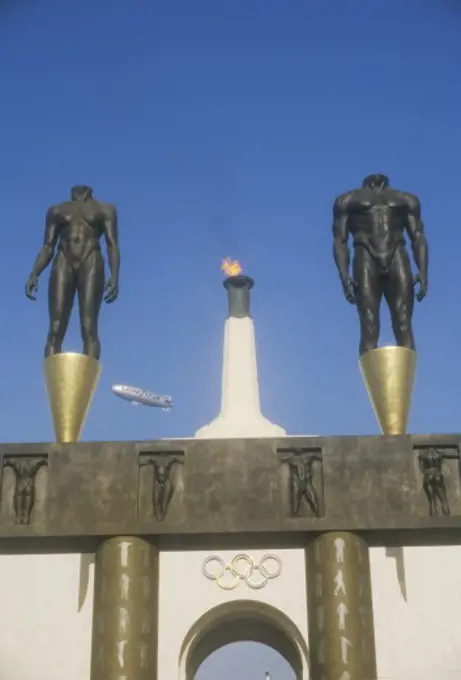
[306,532,377,680]
[90,537,159,680]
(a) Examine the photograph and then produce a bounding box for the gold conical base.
[44,352,101,443]
[359,346,417,435]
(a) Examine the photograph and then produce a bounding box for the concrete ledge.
[0,435,460,551]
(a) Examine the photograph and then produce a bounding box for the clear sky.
[1,0,461,677]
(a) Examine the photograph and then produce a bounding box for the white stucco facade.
[1,547,461,679]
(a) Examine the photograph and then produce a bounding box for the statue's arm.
[405,194,428,283]
[140,457,155,468]
[102,204,120,284]
[31,459,47,473]
[279,455,294,466]
[442,451,459,460]
[29,207,60,278]
[332,195,351,283]
[166,458,183,473]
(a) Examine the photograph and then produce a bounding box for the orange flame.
[221,257,242,277]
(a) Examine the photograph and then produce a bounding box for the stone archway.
[179,600,309,680]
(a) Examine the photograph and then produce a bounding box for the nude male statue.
[4,457,47,524]
[418,448,458,516]
[333,174,428,355]
[25,185,120,359]
[281,451,322,518]
[140,457,184,521]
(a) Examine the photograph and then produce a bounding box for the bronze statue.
[140,456,184,521]
[4,456,47,524]
[418,448,458,516]
[333,174,428,355]
[280,451,322,518]
[25,185,120,360]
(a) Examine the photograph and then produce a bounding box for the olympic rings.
[202,553,282,590]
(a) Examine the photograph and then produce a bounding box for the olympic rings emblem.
[202,554,282,590]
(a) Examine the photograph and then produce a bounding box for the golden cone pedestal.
[359,346,417,435]
[43,352,101,443]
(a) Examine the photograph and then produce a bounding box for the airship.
[112,385,173,411]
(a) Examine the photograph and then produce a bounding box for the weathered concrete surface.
[0,435,460,552]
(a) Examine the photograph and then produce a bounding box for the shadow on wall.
[385,547,407,601]
[179,599,309,680]
[78,553,95,611]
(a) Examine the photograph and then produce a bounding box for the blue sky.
[1,1,461,677]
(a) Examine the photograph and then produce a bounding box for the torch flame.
[221,258,242,277]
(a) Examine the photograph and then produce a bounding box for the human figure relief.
[4,456,47,524]
[140,456,184,521]
[418,447,458,516]
[334,537,345,562]
[334,570,346,597]
[281,450,322,517]
[337,602,348,630]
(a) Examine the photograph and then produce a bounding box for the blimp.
[112,385,173,411]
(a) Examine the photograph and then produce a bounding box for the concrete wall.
[1,547,461,679]
[0,554,92,680]
[371,546,461,680]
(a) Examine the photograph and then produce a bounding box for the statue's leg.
[158,487,166,520]
[305,485,320,517]
[163,484,174,520]
[437,480,450,515]
[293,486,302,516]
[152,485,159,520]
[385,246,415,350]
[45,253,75,357]
[289,479,297,516]
[24,489,34,524]
[13,483,21,523]
[424,480,436,515]
[77,250,105,359]
[353,247,382,355]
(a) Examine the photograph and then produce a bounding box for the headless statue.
[333,174,428,356]
[281,452,322,518]
[25,185,120,360]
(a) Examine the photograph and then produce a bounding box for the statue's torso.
[421,451,443,476]
[346,188,411,268]
[293,462,313,485]
[54,200,106,268]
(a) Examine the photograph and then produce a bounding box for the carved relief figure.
[280,450,322,517]
[3,456,47,524]
[140,456,184,521]
[418,448,458,516]
[332,173,428,355]
[25,185,120,359]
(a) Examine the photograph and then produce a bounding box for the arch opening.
[180,600,307,680]
[195,641,296,679]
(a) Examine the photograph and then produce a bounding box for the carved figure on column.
[3,456,47,524]
[140,456,184,521]
[25,185,120,359]
[417,448,458,516]
[280,450,322,518]
[332,174,428,355]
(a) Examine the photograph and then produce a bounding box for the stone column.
[90,536,159,680]
[306,532,377,680]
